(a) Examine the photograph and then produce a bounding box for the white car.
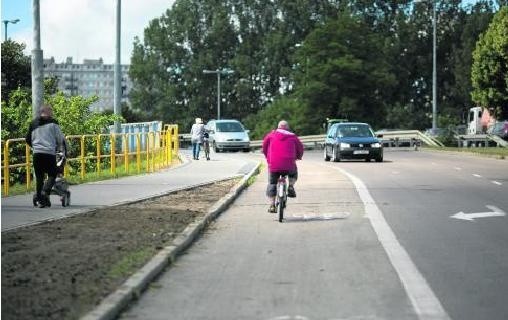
[206,119,251,152]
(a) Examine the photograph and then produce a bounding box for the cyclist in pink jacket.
[262,120,304,213]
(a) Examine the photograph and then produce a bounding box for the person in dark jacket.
[262,120,304,213]
[26,104,66,208]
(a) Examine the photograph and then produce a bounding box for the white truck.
[463,106,507,147]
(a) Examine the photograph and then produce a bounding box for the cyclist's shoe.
[287,186,296,198]
[268,204,277,213]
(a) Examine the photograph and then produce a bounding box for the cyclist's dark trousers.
[33,153,57,198]
[266,170,297,197]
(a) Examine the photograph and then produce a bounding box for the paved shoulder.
[120,159,418,320]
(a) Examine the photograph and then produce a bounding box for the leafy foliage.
[0,40,31,102]
[471,6,508,119]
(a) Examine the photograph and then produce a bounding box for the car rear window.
[216,122,244,132]
[338,125,373,138]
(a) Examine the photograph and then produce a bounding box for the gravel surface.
[1,179,238,320]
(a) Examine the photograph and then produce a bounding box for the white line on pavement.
[492,181,502,186]
[325,165,451,320]
[473,174,482,178]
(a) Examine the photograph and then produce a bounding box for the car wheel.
[213,142,220,153]
[331,146,340,162]
[324,146,330,161]
[365,157,371,162]
[375,154,383,162]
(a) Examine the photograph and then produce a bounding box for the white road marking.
[492,181,502,186]
[450,205,506,221]
[326,165,450,320]
[454,167,462,171]
[472,174,482,178]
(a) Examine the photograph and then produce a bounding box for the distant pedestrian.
[190,117,205,160]
[26,104,66,208]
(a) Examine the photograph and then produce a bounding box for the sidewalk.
[1,150,258,231]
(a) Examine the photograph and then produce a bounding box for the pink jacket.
[262,129,304,172]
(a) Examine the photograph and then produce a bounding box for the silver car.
[206,119,251,152]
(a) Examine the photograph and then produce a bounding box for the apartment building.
[43,57,132,112]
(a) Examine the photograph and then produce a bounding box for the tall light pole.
[203,69,234,120]
[431,0,437,133]
[114,0,122,138]
[416,0,438,132]
[31,0,43,118]
[2,19,20,41]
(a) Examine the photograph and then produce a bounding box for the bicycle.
[275,174,288,222]
[203,135,210,160]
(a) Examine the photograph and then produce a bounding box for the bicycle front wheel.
[277,198,284,222]
[204,142,210,159]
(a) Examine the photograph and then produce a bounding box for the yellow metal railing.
[1,126,179,196]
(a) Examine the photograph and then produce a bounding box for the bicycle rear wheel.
[277,182,285,222]
[277,198,284,222]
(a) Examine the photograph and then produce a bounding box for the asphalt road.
[106,148,508,320]
[305,149,508,320]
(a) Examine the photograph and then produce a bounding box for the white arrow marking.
[450,205,506,221]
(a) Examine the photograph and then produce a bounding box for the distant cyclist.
[262,120,304,213]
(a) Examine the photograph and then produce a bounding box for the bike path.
[119,158,421,320]
[1,150,258,231]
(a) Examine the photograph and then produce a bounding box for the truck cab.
[468,107,483,134]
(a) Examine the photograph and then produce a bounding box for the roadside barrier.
[1,125,179,196]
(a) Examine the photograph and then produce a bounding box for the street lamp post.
[416,0,438,132]
[31,0,43,118]
[431,0,437,133]
[203,69,234,120]
[2,19,20,41]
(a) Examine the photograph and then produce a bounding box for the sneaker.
[268,204,277,213]
[287,186,296,198]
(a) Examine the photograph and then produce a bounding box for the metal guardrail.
[377,130,444,147]
[456,134,508,148]
[249,130,442,149]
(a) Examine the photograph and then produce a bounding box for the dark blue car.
[323,122,383,162]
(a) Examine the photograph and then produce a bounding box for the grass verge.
[423,146,508,159]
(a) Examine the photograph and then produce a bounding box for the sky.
[1,0,175,64]
[2,0,483,65]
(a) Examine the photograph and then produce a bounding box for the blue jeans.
[192,142,201,159]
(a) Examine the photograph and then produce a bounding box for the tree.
[292,10,396,132]
[449,2,494,122]
[243,95,307,139]
[471,6,508,119]
[1,40,31,102]
[1,87,122,141]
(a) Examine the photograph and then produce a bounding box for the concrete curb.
[80,161,262,320]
